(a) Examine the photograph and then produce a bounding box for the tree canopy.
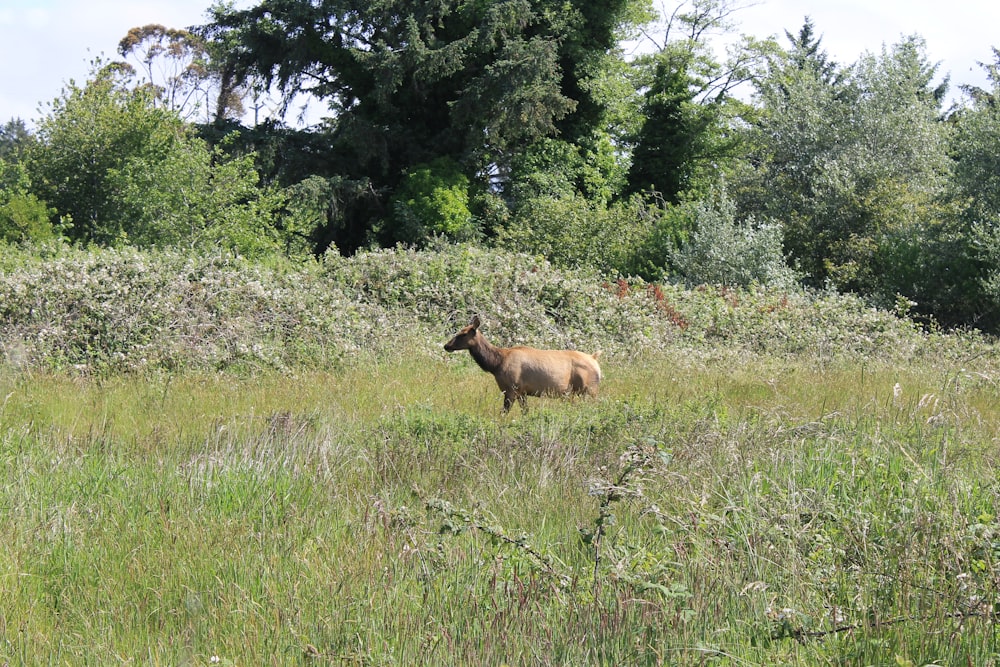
[199,0,651,251]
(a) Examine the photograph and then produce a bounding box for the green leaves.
[28,65,176,244]
[386,157,475,245]
[741,31,952,303]
[202,0,649,248]
[0,158,56,244]
[23,64,289,256]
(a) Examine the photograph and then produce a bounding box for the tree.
[944,47,1000,328]
[200,0,651,253]
[626,0,775,203]
[0,160,56,245]
[384,157,475,246]
[108,132,292,257]
[117,24,245,125]
[25,62,287,255]
[624,0,773,202]
[0,118,33,163]
[955,47,1000,225]
[739,29,952,304]
[1,120,56,244]
[780,16,845,89]
[27,63,181,243]
[626,46,726,201]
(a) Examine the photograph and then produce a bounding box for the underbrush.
[0,243,992,374]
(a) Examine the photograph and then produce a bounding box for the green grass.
[1,351,999,665]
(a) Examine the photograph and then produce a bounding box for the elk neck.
[467,333,505,375]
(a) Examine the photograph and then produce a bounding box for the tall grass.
[2,244,999,663]
[1,349,999,665]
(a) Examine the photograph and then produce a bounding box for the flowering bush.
[0,242,989,373]
[0,244,379,372]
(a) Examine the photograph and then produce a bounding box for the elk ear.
[470,315,481,329]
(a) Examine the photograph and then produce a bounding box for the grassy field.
[2,347,1000,665]
[2,244,1000,664]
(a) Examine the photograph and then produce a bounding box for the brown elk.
[444,315,602,413]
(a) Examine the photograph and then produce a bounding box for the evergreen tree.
[625,47,724,202]
[200,0,651,252]
[624,0,769,202]
[783,16,843,86]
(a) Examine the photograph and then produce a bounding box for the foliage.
[0,193,56,245]
[0,161,57,245]
[0,118,33,163]
[0,245,381,372]
[24,64,288,255]
[0,244,984,375]
[494,194,654,275]
[975,222,1000,313]
[739,31,952,303]
[107,132,291,257]
[627,46,723,200]
[277,172,381,255]
[669,188,799,288]
[384,157,476,246]
[953,95,1000,225]
[200,0,652,250]
[7,6,1000,332]
[944,48,1000,328]
[26,63,181,244]
[0,120,58,244]
[624,0,769,202]
[506,137,626,206]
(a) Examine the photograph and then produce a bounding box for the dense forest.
[2,0,1000,332]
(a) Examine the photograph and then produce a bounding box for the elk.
[444,315,602,413]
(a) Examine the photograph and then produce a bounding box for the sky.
[1,0,999,128]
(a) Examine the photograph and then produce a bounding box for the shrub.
[494,195,652,276]
[110,133,288,258]
[0,245,378,372]
[0,160,57,244]
[0,244,984,373]
[384,158,476,246]
[670,190,799,289]
[0,192,56,245]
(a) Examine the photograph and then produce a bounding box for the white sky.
[732,0,999,99]
[1,0,998,128]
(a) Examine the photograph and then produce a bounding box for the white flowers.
[0,243,985,374]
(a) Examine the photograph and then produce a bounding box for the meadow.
[1,244,999,665]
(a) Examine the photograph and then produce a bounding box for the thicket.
[0,243,989,375]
